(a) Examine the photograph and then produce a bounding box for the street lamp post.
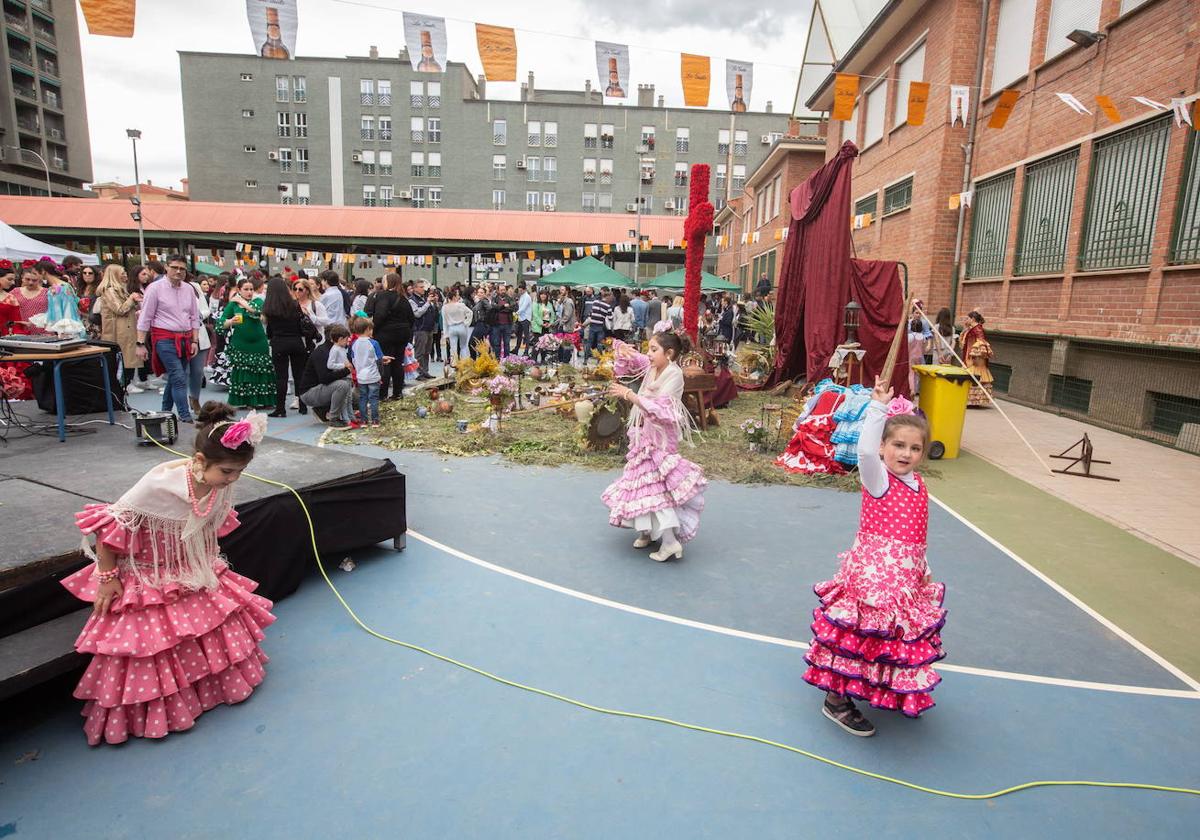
[4,145,52,195]
[126,129,146,263]
[633,144,653,286]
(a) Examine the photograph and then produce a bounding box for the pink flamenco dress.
[61,459,276,746]
[601,348,707,543]
[802,417,946,717]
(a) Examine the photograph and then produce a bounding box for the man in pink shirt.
[135,254,200,422]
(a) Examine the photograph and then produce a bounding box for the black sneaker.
[822,698,876,737]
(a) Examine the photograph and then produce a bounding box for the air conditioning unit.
[545,204,556,212]
[515,158,527,170]
[625,202,638,212]
[351,153,361,162]
[761,134,772,144]
[663,199,676,211]
[267,151,278,160]
[397,190,412,200]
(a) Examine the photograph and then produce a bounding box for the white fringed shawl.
[625,362,697,448]
[82,459,233,591]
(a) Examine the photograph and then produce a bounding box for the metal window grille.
[733,141,747,157]
[411,165,424,177]
[379,128,392,141]
[361,128,374,140]
[298,197,310,205]
[279,161,292,173]
[967,171,1015,278]
[674,171,688,187]
[428,94,441,108]
[377,92,391,106]
[718,142,729,155]
[1170,131,1200,264]
[544,131,557,148]
[281,196,293,205]
[601,135,614,149]
[410,94,424,108]
[380,163,392,175]
[583,171,596,183]
[600,171,612,185]
[1079,116,1171,270]
[544,160,556,183]
[412,189,426,209]
[1149,391,1200,436]
[427,121,441,143]
[429,165,441,178]
[298,161,309,174]
[675,197,687,216]
[363,197,376,206]
[410,129,423,143]
[854,194,877,217]
[294,90,306,103]
[1015,149,1078,274]
[362,163,376,175]
[990,362,1012,393]
[676,138,689,153]
[584,137,597,149]
[494,129,507,145]
[528,131,541,147]
[430,189,442,208]
[715,174,726,193]
[1049,374,1093,414]
[493,162,506,180]
[361,92,374,105]
[883,177,913,214]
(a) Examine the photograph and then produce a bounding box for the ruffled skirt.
[802,532,946,718]
[601,439,707,543]
[62,561,275,745]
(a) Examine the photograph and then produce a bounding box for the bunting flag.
[602,244,611,254]
[475,22,517,81]
[740,233,748,245]
[680,239,687,249]
[1132,96,1166,111]
[246,0,297,60]
[80,0,136,37]
[1056,93,1090,115]
[852,213,872,230]
[949,85,970,126]
[494,252,503,262]
[906,81,930,126]
[527,250,536,260]
[595,41,630,100]
[588,246,599,256]
[1171,98,1194,127]
[751,232,760,244]
[403,12,448,73]
[774,229,783,242]
[988,89,1020,129]
[562,248,570,259]
[508,251,517,261]
[831,73,858,121]
[1195,100,1200,131]
[948,192,972,209]
[426,255,435,266]
[725,59,752,112]
[680,54,711,107]
[576,246,585,257]
[1096,95,1121,123]
[667,239,676,249]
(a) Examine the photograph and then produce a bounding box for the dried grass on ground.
[327,388,900,491]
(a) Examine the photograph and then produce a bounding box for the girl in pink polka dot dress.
[61,402,276,746]
[802,376,946,737]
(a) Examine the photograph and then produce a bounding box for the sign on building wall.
[246,0,298,60]
[726,59,752,112]
[595,41,630,100]
[403,12,448,73]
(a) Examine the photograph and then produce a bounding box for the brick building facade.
[714,133,827,293]
[803,0,1200,448]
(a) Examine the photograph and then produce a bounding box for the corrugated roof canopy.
[0,197,684,251]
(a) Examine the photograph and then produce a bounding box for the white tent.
[0,218,98,265]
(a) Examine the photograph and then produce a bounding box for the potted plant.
[739,418,769,452]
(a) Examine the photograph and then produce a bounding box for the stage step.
[0,609,87,702]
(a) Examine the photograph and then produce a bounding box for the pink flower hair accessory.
[215,410,268,448]
[886,395,916,417]
[652,319,674,334]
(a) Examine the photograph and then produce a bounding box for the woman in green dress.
[216,278,275,408]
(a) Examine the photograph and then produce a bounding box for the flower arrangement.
[502,355,535,376]
[536,333,562,352]
[455,342,501,390]
[587,348,615,380]
[484,375,517,397]
[739,418,769,448]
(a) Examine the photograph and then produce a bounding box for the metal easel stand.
[1049,433,1119,482]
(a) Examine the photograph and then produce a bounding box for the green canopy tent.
[643,268,741,293]
[193,261,226,277]
[539,255,630,289]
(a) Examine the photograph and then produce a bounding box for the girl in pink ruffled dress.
[601,327,707,562]
[802,376,946,736]
[62,402,276,746]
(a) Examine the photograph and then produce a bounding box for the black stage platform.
[0,416,406,698]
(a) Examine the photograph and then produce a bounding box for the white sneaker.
[125,383,144,394]
[289,397,300,409]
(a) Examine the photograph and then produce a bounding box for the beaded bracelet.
[94,566,120,584]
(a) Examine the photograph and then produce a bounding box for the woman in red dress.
[13,262,48,335]
[0,259,34,400]
[958,311,993,408]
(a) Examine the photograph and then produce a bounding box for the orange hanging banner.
[79,0,137,37]
[527,250,536,260]
[1096,95,1122,124]
[680,54,711,107]
[831,73,859,121]
[475,23,517,82]
[494,252,504,263]
[562,248,570,259]
[906,81,930,126]
[988,90,1021,129]
[602,244,611,255]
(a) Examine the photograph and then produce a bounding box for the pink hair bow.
[652,319,674,334]
[886,395,916,417]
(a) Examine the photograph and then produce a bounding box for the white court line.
[927,493,1200,694]
[406,529,1200,700]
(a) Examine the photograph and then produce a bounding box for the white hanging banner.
[1132,96,1167,111]
[595,41,630,100]
[725,59,753,113]
[1056,93,1091,115]
[1170,98,1194,127]
[246,0,297,60]
[949,85,970,126]
[402,12,448,73]
[961,190,973,208]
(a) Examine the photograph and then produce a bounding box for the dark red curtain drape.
[769,141,909,396]
[770,141,858,386]
[851,259,910,397]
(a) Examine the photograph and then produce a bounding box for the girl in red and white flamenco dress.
[802,376,946,737]
[61,402,276,746]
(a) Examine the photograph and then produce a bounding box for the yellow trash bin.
[913,364,972,459]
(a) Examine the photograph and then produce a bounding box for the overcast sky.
[79,0,811,189]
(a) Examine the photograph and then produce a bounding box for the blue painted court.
[1,411,1197,838]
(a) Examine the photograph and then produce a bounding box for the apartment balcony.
[360,128,375,140]
[16,117,39,134]
[32,25,52,44]
[379,129,392,141]
[359,92,373,105]
[41,88,59,109]
[9,49,31,66]
[5,15,26,34]
[39,57,54,76]
[377,92,391,106]
[46,126,63,142]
